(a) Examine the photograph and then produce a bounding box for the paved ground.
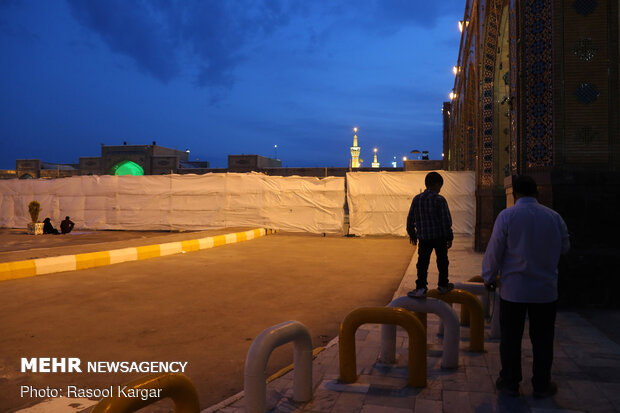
[0,230,413,412]
[4,231,619,413]
[216,236,620,413]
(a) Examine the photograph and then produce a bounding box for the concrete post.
[454,281,490,325]
[244,321,313,413]
[427,289,485,352]
[381,296,460,369]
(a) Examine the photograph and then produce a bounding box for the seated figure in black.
[42,217,59,235]
[60,216,75,234]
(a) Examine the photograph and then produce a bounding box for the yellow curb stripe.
[212,235,227,247]
[181,239,200,252]
[0,228,275,282]
[136,244,161,260]
[0,260,37,281]
[75,251,111,270]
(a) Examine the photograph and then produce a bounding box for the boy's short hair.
[513,175,538,197]
[425,172,444,188]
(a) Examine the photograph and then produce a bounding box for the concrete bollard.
[382,296,460,369]
[244,321,313,413]
[427,289,485,352]
[454,281,489,326]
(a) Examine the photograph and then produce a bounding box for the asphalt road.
[0,232,412,412]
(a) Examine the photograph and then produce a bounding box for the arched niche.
[110,160,144,176]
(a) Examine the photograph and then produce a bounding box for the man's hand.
[447,240,453,249]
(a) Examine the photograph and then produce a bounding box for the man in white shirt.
[482,175,570,398]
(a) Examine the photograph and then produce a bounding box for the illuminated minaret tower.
[350,127,361,168]
[371,148,380,168]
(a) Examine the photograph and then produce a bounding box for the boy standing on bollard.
[406,172,454,298]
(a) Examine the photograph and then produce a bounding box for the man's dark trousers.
[499,298,557,391]
[415,238,449,289]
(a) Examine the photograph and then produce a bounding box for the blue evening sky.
[1,0,464,169]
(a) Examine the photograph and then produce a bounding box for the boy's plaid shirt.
[406,189,454,241]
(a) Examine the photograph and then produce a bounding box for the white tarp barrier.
[347,171,475,236]
[0,173,345,234]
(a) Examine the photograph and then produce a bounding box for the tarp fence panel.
[0,171,474,235]
[0,173,346,234]
[346,171,475,236]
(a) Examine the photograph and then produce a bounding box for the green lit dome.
[110,160,144,176]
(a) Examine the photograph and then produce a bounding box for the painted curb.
[0,228,276,282]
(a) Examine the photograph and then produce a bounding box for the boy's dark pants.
[499,298,557,391]
[415,238,449,289]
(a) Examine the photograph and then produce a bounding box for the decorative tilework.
[509,0,519,175]
[576,126,599,143]
[480,0,505,186]
[573,0,597,16]
[573,38,597,62]
[575,82,600,104]
[523,0,553,168]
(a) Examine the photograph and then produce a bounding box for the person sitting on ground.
[60,216,75,234]
[405,171,455,298]
[42,217,59,235]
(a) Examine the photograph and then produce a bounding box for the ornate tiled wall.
[509,0,519,175]
[523,0,553,168]
[480,0,505,186]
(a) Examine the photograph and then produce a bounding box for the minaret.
[371,148,380,168]
[350,127,361,168]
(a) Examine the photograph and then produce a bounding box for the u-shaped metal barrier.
[339,307,426,387]
[381,296,460,369]
[455,278,500,340]
[244,320,313,413]
[90,373,200,413]
[427,289,485,352]
[454,281,489,326]
[459,276,487,324]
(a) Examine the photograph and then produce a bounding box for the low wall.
[346,171,475,236]
[0,173,345,234]
[0,171,475,236]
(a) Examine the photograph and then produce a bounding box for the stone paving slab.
[205,236,620,413]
